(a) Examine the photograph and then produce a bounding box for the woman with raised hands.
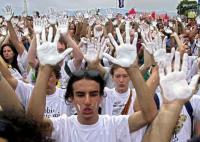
[1,5,29,79]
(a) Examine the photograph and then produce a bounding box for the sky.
[0,0,184,15]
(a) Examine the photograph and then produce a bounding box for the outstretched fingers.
[108,33,119,50]
[47,26,53,42]
[116,27,124,45]
[125,21,130,44]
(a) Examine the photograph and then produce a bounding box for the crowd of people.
[0,4,200,142]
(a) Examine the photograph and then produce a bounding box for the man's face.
[112,67,130,93]
[71,79,102,124]
[47,72,59,89]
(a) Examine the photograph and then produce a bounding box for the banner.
[118,0,124,8]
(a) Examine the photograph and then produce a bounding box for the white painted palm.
[141,29,168,69]
[159,52,199,102]
[36,26,73,65]
[47,8,57,25]
[103,21,138,67]
[3,5,13,21]
[83,36,111,62]
[57,17,69,34]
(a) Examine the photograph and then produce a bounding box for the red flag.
[151,11,156,19]
[128,8,136,15]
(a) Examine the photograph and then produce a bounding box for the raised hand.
[83,37,99,62]
[141,31,168,68]
[103,21,138,67]
[159,51,199,102]
[57,16,69,34]
[36,26,73,65]
[3,5,14,21]
[33,18,45,34]
[93,24,104,38]
[47,8,57,25]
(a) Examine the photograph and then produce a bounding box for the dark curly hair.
[64,70,105,102]
[0,109,53,142]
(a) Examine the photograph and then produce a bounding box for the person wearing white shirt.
[27,64,157,142]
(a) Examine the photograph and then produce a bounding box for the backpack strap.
[185,101,194,137]
[64,60,72,77]
[121,89,132,115]
[154,93,160,110]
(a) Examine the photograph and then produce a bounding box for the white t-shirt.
[15,80,75,117]
[186,56,198,83]
[102,88,146,142]
[59,58,85,89]
[50,114,131,142]
[102,88,136,115]
[17,50,28,78]
[156,93,200,142]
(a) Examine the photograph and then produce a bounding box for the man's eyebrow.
[90,91,99,93]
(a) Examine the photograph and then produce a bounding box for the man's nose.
[119,76,124,82]
[84,94,92,105]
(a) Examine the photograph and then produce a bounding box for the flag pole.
[24,0,28,16]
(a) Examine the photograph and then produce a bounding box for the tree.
[177,0,198,16]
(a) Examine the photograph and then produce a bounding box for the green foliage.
[177,0,198,17]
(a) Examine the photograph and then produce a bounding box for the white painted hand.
[33,18,45,34]
[36,26,73,65]
[47,8,57,25]
[93,24,103,38]
[142,31,168,68]
[83,38,99,62]
[3,5,14,21]
[103,21,138,67]
[159,52,199,102]
[57,17,69,34]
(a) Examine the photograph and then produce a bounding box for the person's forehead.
[113,67,127,74]
[72,79,100,90]
[3,46,12,50]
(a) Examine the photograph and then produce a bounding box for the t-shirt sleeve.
[17,50,28,75]
[15,80,33,109]
[113,115,131,142]
[50,114,69,141]
[191,95,200,120]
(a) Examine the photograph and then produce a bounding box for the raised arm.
[27,34,39,68]
[0,56,18,89]
[0,72,24,112]
[102,21,157,132]
[4,5,25,56]
[27,25,73,134]
[27,65,51,122]
[63,33,84,69]
[143,52,199,142]
[126,63,157,132]
[57,17,84,69]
